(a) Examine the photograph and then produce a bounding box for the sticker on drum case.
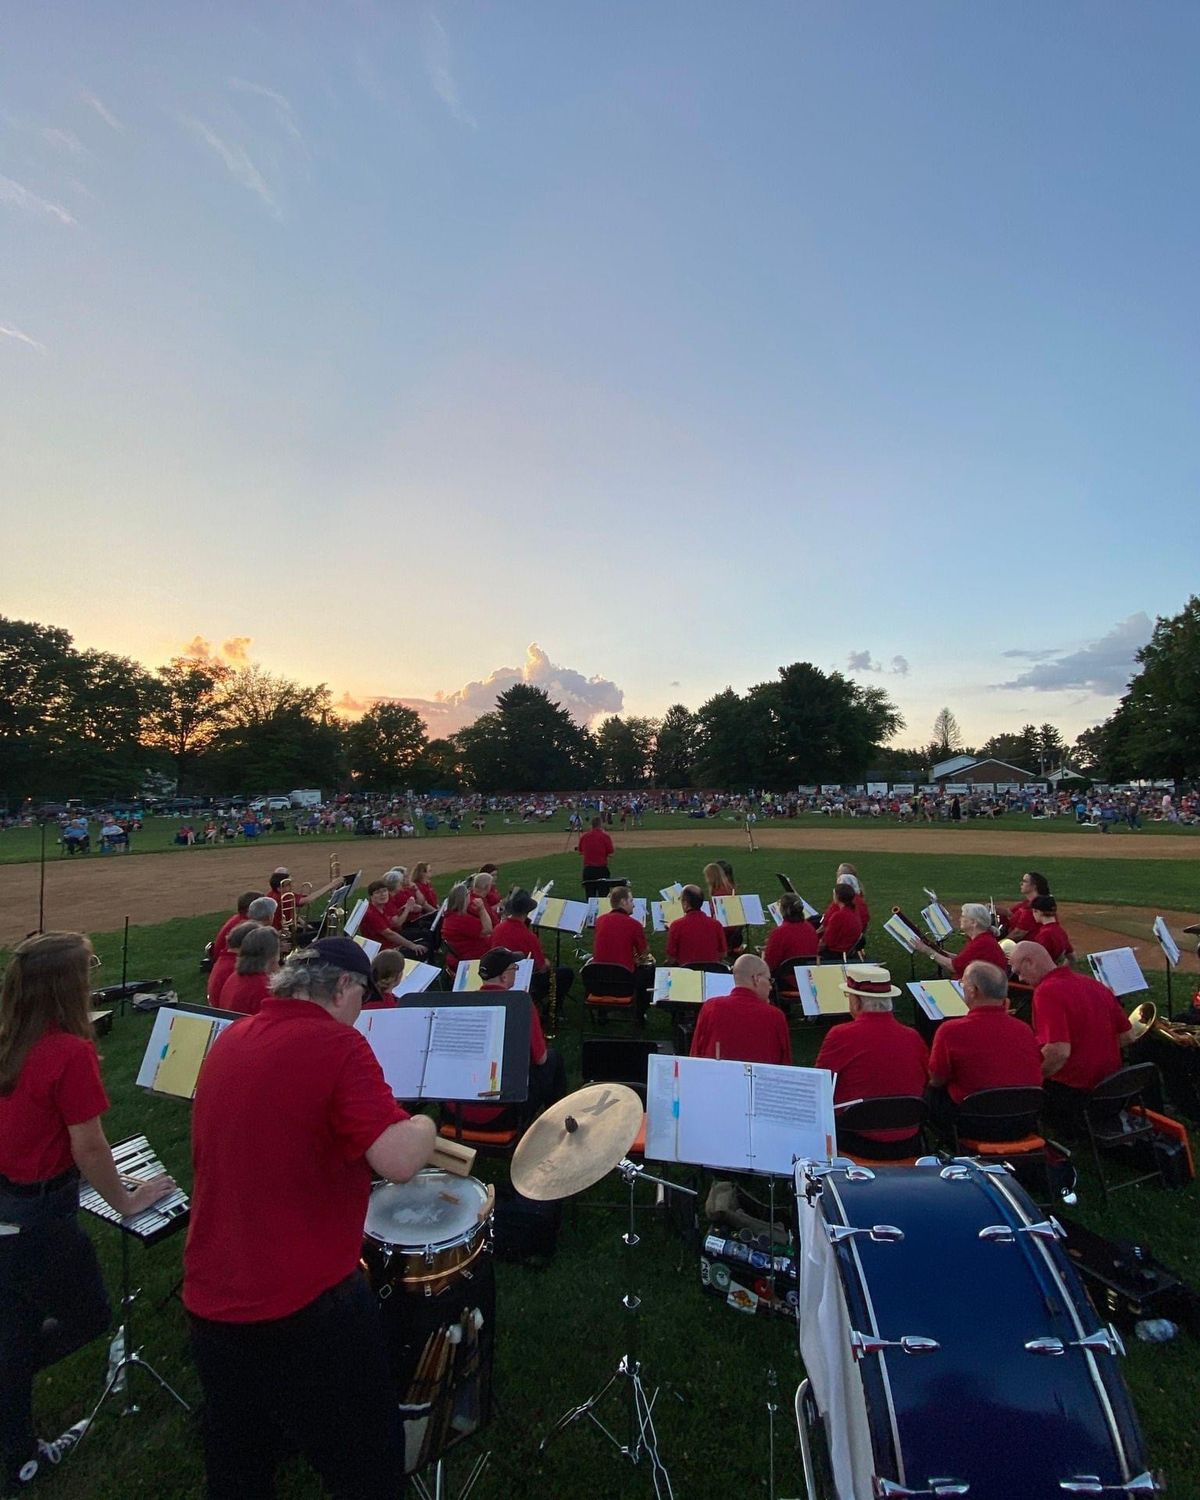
[699,1257,712,1287]
[710,1262,731,1292]
[727,1285,759,1314]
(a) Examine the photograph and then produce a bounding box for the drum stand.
[539,1158,696,1500]
[78,1232,191,1440]
[412,1450,490,1500]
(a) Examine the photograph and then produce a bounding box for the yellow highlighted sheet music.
[152,1014,218,1098]
[915,979,968,1018]
[797,965,851,1016]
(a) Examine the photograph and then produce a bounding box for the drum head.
[365,1171,487,1248]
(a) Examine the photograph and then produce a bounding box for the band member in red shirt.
[578,817,615,898]
[456,947,566,1126]
[916,903,1008,979]
[818,883,863,961]
[690,955,791,1065]
[927,960,1043,1134]
[490,891,574,1013]
[1,933,175,1492]
[358,881,431,957]
[836,865,871,936]
[591,885,654,1018]
[210,891,261,963]
[184,938,436,1499]
[763,893,820,971]
[216,926,280,1015]
[440,883,494,977]
[703,860,744,956]
[410,862,439,916]
[1029,896,1073,963]
[997,871,1050,938]
[666,886,728,966]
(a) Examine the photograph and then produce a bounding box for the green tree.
[748,663,904,787]
[0,617,79,801]
[411,737,464,791]
[694,688,765,787]
[593,715,656,787]
[978,726,1039,772]
[1099,596,1200,782]
[206,668,342,793]
[652,704,699,787]
[932,707,962,756]
[1036,723,1065,773]
[456,685,592,792]
[345,703,428,791]
[144,658,231,791]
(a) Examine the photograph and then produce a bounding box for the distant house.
[930,755,1037,786]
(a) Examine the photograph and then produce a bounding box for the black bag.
[1058,1215,1200,1336]
[491,1187,561,1266]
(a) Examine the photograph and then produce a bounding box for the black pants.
[531,966,575,1013]
[529,1048,568,1115]
[0,1179,111,1489]
[189,1271,403,1500]
[581,865,610,899]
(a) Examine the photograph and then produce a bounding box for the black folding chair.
[1082,1063,1164,1204]
[834,1096,928,1164]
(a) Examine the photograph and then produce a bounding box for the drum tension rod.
[978,1217,1064,1243]
[1024,1327,1126,1357]
[1059,1474,1162,1495]
[872,1474,968,1495]
[826,1223,905,1245]
[850,1331,940,1360]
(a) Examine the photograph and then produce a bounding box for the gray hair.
[237,926,280,975]
[960,902,992,932]
[382,867,406,890]
[246,897,277,923]
[471,872,494,894]
[858,994,894,1013]
[270,947,349,1005]
[964,960,1007,1002]
[446,882,472,915]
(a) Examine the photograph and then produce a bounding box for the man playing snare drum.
[184,937,436,1499]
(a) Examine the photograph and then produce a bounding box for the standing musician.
[184,938,437,1499]
[690,955,791,1065]
[915,903,1008,979]
[666,886,728,966]
[1,933,175,1493]
[489,891,574,1014]
[577,816,615,898]
[818,882,863,962]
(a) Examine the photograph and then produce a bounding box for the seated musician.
[440,882,494,976]
[593,885,654,1017]
[836,864,870,940]
[358,881,430,957]
[490,890,574,1013]
[457,948,566,1125]
[763,892,819,971]
[1009,941,1133,1127]
[814,965,929,1160]
[366,949,404,1008]
[690,955,791,1065]
[818,882,862,962]
[381,866,440,955]
[997,871,1050,939]
[209,891,262,967]
[1,934,175,1493]
[216,926,280,1015]
[704,860,744,956]
[410,861,439,916]
[926,961,1043,1135]
[476,867,503,921]
[666,886,727,966]
[206,920,255,1006]
[915,903,1008,978]
[1029,896,1073,963]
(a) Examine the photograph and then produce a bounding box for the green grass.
[15,843,1200,1497]
[2,807,1195,866]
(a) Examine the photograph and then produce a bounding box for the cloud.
[997,613,1153,694]
[336,691,372,715]
[228,77,304,145]
[847,650,909,676]
[41,127,87,156]
[181,635,256,666]
[0,323,46,354]
[0,174,75,226]
[1001,647,1056,662]
[221,636,252,666]
[181,116,281,218]
[80,90,123,131]
[422,12,476,128]
[379,644,622,733]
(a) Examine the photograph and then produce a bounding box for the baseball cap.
[506,889,538,918]
[304,937,380,999]
[479,947,523,980]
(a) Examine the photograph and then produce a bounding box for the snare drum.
[363,1171,493,1299]
[793,1159,1157,1499]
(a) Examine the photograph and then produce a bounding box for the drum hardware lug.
[1069,1326,1126,1357]
[851,1331,939,1360]
[805,1159,876,1183]
[1024,1337,1065,1355]
[939,1165,973,1181]
[1059,1474,1162,1495]
[979,1218,1064,1244]
[827,1224,904,1245]
[873,1474,968,1495]
[914,1155,943,1168]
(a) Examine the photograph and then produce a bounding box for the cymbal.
[511,1083,644,1201]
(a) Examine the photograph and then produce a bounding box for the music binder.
[135,1003,247,1100]
[365,992,532,1103]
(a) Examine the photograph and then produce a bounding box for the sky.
[2,2,1197,749]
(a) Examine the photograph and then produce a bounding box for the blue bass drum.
[793,1159,1160,1499]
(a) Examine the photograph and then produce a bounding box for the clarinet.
[891,905,952,959]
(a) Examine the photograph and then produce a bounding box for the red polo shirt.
[459,982,546,1126]
[1032,968,1131,1091]
[1006,901,1038,936]
[264,890,285,931]
[0,1027,109,1183]
[690,987,791,1065]
[490,916,548,970]
[816,1013,929,1142]
[206,949,238,1005]
[441,911,490,970]
[211,912,243,962]
[359,902,399,946]
[579,828,614,866]
[217,970,272,1015]
[854,894,871,932]
[764,920,819,970]
[951,931,1009,979]
[593,909,648,969]
[666,909,727,965]
[821,905,862,956]
[1032,921,1072,962]
[184,999,408,1322]
[929,1006,1043,1104]
[416,880,438,909]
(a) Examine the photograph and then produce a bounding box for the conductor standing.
[578,816,615,899]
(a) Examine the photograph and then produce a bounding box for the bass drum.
[793,1158,1158,1500]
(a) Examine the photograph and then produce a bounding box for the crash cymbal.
[511,1083,644,1202]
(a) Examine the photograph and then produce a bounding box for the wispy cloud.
[848,650,910,676]
[422,12,476,128]
[181,634,256,666]
[0,174,75,226]
[997,613,1153,695]
[228,77,304,146]
[41,127,87,157]
[0,323,46,354]
[181,116,281,218]
[79,90,123,132]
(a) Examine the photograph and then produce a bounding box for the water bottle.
[1134,1318,1178,1343]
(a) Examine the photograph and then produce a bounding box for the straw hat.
[839,964,902,1001]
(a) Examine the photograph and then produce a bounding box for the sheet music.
[344,898,368,937]
[355,1008,430,1097]
[711,894,766,927]
[390,959,440,997]
[750,1065,834,1173]
[794,965,850,1018]
[454,958,534,992]
[650,898,685,932]
[423,1007,505,1100]
[587,895,647,927]
[883,912,920,954]
[651,969,735,1005]
[660,883,684,901]
[532,896,588,935]
[136,1007,238,1098]
[353,935,381,961]
[676,1058,751,1171]
[1087,947,1149,997]
[430,899,448,933]
[906,978,967,1021]
[1154,916,1181,968]
[922,903,954,941]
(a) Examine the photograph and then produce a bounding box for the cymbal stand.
[539,1158,697,1500]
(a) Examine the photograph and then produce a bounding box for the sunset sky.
[2,3,1196,747]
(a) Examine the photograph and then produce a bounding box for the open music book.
[135,1006,242,1099]
[1153,916,1181,969]
[531,895,589,935]
[650,898,686,932]
[645,1055,835,1174]
[454,957,534,992]
[791,965,851,1018]
[921,902,954,941]
[356,1004,506,1100]
[586,895,648,927]
[883,912,922,954]
[907,978,967,1021]
[390,958,441,996]
[651,968,735,1005]
[709,894,766,927]
[1087,947,1149,997]
[768,895,818,924]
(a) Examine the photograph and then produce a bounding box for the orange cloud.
[222,635,252,666]
[179,634,256,667]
